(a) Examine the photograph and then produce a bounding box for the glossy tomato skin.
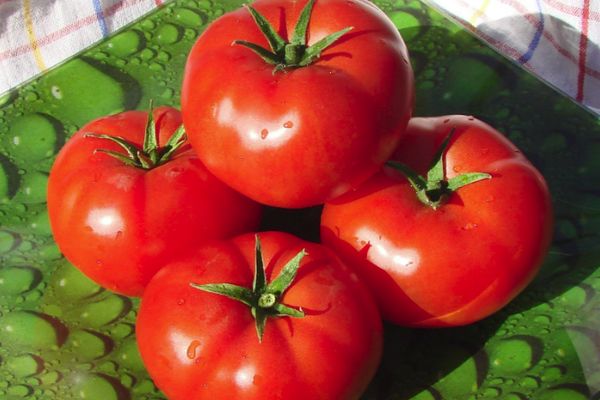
[181,0,414,208]
[136,231,382,400]
[47,107,262,297]
[321,115,553,327]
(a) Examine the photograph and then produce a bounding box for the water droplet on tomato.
[443,118,450,123]
[177,298,185,305]
[260,129,269,139]
[186,340,201,359]
[461,223,478,231]
[452,165,462,172]
[283,121,294,129]
[485,195,495,203]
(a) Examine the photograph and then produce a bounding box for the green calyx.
[191,235,307,342]
[235,0,352,72]
[84,102,186,170]
[387,128,492,209]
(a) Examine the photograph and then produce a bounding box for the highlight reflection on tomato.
[181,0,414,208]
[136,232,382,400]
[321,115,553,327]
[47,106,262,296]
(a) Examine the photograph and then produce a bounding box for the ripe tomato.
[181,0,414,208]
[321,115,553,327]
[47,106,261,297]
[136,231,382,400]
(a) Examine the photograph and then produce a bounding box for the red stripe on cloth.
[576,0,591,101]
[154,0,163,5]
[500,0,541,26]
[503,0,600,79]
[542,0,600,22]
[543,30,600,80]
[452,0,600,80]
[0,0,151,62]
[476,28,530,61]
[454,0,541,63]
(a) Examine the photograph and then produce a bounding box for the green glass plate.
[1,0,599,399]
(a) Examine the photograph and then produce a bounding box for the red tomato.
[47,107,261,297]
[181,0,414,208]
[321,115,553,327]
[136,231,382,400]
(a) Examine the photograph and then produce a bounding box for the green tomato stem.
[387,128,492,209]
[235,0,352,71]
[84,103,187,170]
[191,235,307,342]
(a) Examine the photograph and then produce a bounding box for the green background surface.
[1,0,600,399]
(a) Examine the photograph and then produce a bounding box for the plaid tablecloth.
[428,0,600,115]
[1,0,599,115]
[0,0,164,94]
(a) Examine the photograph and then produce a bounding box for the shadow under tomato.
[362,319,503,400]
[259,205,323,243]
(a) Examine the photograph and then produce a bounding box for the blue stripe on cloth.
[518,0,544,64]
[92,0,109,37]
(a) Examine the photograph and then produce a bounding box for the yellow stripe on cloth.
[469,0,491,26]
[23,0,47,71]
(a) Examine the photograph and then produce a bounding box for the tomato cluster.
[47,0,553,399]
